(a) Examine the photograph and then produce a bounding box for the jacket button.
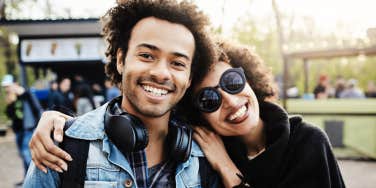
[124,179,133,187]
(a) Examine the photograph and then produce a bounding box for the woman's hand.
[193,126,242,188]
[193,126,229,171]
[29,111,73,173]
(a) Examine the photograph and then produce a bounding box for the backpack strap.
[59,118,90,188]
[199,157,224,188]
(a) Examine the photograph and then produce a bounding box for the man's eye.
[171,61,186,68]
[139,53,154,60]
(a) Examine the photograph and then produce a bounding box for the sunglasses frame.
[195,67,246,113]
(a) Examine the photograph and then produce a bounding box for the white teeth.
[142,85,168,96]
[229,105,247,121]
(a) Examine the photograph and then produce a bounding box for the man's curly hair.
[102,0,216,87]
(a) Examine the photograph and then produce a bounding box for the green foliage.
[230,13,376,96]
[232,16,282,76]
[3,0,39,19]
[0,29,21,125]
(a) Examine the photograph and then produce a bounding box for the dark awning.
[0,18,101,36]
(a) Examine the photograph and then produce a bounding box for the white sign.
[20,37,106,63]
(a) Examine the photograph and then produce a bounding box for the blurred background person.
[74,84,97,115]
[91,83,105,106]
[365,81,376,98]
[2,74,42,185]
[47,77,73,111]
[104,77,120,102]
[71,74,85,92]
[340,78,365,99]
[313,74,331,99]
[334,75,346,98]
[46,80,58,109]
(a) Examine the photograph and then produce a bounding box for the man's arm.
[29,111,73,173]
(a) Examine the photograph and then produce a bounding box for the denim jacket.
[24,103,219,188]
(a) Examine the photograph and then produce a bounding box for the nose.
[149,59,172,84]
[220,89,238,109]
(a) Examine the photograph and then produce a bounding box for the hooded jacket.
[223,101,345,188]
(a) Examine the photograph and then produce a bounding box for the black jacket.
[5,90,43,131]
[223,101,345,188]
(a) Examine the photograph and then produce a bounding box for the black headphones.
[104,96,192,163]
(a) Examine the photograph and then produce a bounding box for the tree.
[230,0,376,95]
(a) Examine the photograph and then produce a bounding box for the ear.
[116,48,124,75]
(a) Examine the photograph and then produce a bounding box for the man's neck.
[144,118,169,168]
[121,96,170,167]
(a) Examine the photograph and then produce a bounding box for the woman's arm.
[193,127,243,188]
[29,111,73,173]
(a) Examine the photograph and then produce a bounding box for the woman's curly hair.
[176,40,278,125]
[102,0,216,87]
[218,41,278,101]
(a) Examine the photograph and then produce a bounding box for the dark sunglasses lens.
[197,88,221,112]
[221,71,245,93]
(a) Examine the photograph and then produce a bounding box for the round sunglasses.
[194,67,246,113]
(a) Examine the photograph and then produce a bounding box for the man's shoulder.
[190,140,205,157]
[64,103,109,140]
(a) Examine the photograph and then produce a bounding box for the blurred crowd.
[44,74,121,115]
[1,73,120,184]
[312,75,376,99]
[285,75,376,99]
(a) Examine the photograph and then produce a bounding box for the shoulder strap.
[59,118,90,188]
[199,157,224,188]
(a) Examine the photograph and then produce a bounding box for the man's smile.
[141,84,169,97]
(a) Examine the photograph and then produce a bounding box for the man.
[24,0,217,187]
[2,74,42,185]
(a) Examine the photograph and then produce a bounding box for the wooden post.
[272,0,288,109]
[304,59,309,93]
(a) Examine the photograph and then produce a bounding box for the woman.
[29,41,344,188]
[181,41,345,187]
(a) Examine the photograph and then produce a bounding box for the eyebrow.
[136,43,191,61]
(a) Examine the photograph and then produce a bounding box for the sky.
[7,0,376,40]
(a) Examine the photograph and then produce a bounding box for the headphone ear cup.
[127,115,148,151]
[104,97,149,154]
[105,115,137,154]
[167,125,192,163]
[179,126,192,162]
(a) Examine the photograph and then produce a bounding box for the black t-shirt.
[5,100,23,132]
[313,84,326,98]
